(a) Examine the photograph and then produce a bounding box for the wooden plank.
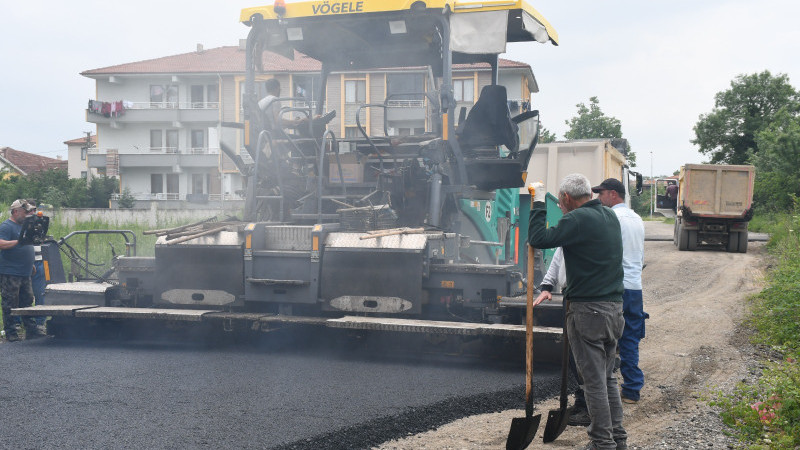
[11,305,99,317]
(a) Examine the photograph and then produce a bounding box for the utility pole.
[650,151,654,218]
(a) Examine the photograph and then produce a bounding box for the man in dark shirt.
[0,199,45,341]
[529,174,627,450]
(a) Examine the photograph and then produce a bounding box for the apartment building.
[82,42,539,207]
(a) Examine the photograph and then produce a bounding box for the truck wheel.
[687,230,698,251]
[677,224,689,251]
[738,230,749,253]
[726,232,739,252]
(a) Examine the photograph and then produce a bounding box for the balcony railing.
[386,99,425,108]
[89,147,220,155]
[110,192,244,201]
[123,102,220,110]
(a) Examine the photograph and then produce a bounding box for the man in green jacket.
[529,173,627,450]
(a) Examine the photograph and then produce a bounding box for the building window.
[150,85,178,108]
[81,171,87,179]
[80,147,87,160]
[166,130,179,153]
[387,73,424,101]
[345,79,366,103]
[207,84,219,104]
[191,130,204,153]
[150,130,163,152]
[293,74,322,111]
[151,174,164,194]
[192,173,205,194]
[191,85,205,108]
[453,78,474,103]
[344,77,367,128]
[167,174,179,194]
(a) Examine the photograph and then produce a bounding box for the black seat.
[456,85,519,153]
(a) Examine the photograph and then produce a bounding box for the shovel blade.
[542,406,573,443]
[505,414,541,450]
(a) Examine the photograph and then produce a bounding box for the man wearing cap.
[592,178,646,405]
[529,174,627,450]
[0,199,45,341]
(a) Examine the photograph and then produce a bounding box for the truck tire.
[726,232,739,252]
[738,230,749,253]
[687,230,698,251]
[677,224,689,251]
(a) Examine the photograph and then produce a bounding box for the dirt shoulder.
[376,220,766,449]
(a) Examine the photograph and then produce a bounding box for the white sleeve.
[541,247,564,290]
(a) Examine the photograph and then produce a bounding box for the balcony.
[87,147,221,169]
[385,99,426,123]
[86,101,220,125]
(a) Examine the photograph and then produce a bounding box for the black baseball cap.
[591,178,625,196]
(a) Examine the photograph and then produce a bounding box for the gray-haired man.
[528,174,627,450]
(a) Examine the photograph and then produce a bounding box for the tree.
[692,71,799,165]
[118,187,136,209]
[750,106,800,211]
[564,96,635,165]
[564,96,623,140]
[539,126,557,143]
[88,176,120,208]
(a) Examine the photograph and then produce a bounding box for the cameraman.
[26,200,48,332]
[0,199,46,341]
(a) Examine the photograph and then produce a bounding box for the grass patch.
[710,208,800,448]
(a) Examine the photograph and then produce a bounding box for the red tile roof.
[63,135,98,146]
[81,46,531,76]
[0,147,68,175]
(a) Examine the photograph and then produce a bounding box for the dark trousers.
[620,289,646,400]
[1,274,37,336]
[567,301,626,449]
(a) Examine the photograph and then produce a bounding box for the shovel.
[505,244,542,450]
[542,300,573,443]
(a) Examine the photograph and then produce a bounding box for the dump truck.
[14,0,566,350]
[673,163,755,253]
[518,138,642,268]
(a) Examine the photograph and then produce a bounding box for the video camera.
[18,212,50,246]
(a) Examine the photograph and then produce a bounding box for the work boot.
[5,333,21,342]
[567,405,591,427]
[615,438,628,450]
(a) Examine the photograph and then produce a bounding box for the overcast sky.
[2,0,799,176]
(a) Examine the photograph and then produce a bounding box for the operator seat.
[456,85,519,154]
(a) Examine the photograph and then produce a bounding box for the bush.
[712,205,800,447]
[117,187,136,209]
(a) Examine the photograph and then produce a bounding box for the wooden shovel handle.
[525,243,535,417]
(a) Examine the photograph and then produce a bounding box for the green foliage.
[539,126,557,143]
[563,96,636,166]
[693,71,800,165]
[712,208,800,447]
[88,176,120,208]
[117,187,136,209]
[750,107,800,212]
[0,169,118,209]
[564,96,622,140]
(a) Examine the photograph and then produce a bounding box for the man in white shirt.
[593,178,647,404]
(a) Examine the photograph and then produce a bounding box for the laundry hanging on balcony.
[88,100,126,118]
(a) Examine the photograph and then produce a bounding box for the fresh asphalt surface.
[0,329,562,449]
